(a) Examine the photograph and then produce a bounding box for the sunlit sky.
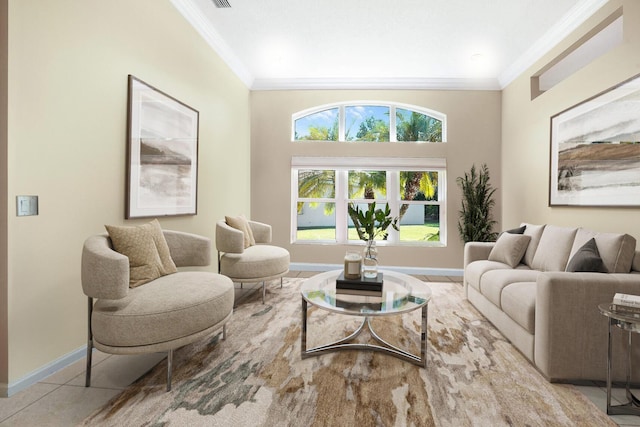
[295,105,391,138]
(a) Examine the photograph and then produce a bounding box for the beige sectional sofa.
[464,223,640,382]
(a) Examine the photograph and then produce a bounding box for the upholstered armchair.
[216,218,290,303]
[81,228,234,391]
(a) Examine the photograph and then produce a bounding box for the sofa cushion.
[92,272,234,347]
[531,225,578,272]
[488,233,531,268]
[464,260,513,292]
[220,244,290,280]
[501,282,536,334]
[566,238,607,273]
[480,269,540,308]
[521,223,546,268]
[570,228,636,273]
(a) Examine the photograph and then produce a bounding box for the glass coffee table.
[301,269,432,367]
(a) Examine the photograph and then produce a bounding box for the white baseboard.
[1,346,86,397]
[289,262,463,277]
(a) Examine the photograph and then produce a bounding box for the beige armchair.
[216,219,290,303]
[81,230,234,391]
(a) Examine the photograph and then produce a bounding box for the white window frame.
[292,101,447,143]
[291,157,447,247]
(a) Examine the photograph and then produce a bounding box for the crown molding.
[498,0,609,88]
[251,77,501,91]
[174,0,607,92]
[170,0,253,88]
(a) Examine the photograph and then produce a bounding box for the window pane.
[345,105,390,142]
[294,108,339,141]
[348,170,387,199]
[400,171,438,201]
[296,202,336,241]
[398,204,440,242]
[396,108,442,142]
[298,170,335,198]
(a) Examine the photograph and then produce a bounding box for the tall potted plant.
[348,202,398,278]
[456,163,498,243]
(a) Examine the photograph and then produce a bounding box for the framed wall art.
[126,75,199,218]
[549,73,640,207]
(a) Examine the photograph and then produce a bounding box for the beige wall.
[502,0,640,239]
[3,0,250,388]
[250,90,502,270]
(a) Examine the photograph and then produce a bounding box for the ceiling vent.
[212,0,231,7]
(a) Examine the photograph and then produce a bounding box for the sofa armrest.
[163,230,211,267]
[248,220,272,244]
[463,242,495,268]
[215,220,245,254]
[81,234,129,300]
[535,271,640,382]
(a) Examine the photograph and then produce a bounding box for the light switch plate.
[16,195,38,216]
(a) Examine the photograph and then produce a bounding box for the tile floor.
[0,272,638,426]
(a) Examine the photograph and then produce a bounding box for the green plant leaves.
[348,201,398,241]
[456,163,498,243]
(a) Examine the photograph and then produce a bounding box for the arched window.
[291,102,448,247]
[292,102,446,143]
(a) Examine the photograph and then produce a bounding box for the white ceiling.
[171,0,609,90]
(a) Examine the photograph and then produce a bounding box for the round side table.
[598,303,640,416]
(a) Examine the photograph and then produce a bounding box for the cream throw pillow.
[105,219,177,288]
[142,219,178,275]
[225,215,255,248]
[488,233,531,268]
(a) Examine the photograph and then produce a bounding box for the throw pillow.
[105,219,177,288]
[141,219,177,276]
[225,215,255,248]
[498,225,526,239]
[488,233,531,268]
[505,225,526,234]
[566,238,607,273]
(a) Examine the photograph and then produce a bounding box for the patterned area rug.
[82,277,614,426]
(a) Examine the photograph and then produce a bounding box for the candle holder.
[343,250,362,280]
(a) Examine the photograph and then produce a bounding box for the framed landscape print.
[126,75,199,218]
[549,73,640,207]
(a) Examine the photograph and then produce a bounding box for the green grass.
[297,224,439,242]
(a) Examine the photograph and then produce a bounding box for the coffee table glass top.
[301,269,431,316]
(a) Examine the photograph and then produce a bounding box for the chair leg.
[85,297,93,388]
[262,281,266,304]
[166,349,173,392]
[281,277,283,288]
[222,324,227,340]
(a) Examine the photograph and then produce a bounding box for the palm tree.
[296,170,335,215]
[347,171,387,240]
[397,111,442,142]
[399,171,437,218]
[355,116,389,142]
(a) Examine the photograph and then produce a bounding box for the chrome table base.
[301,298,428,367]
[607,317,640,415]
